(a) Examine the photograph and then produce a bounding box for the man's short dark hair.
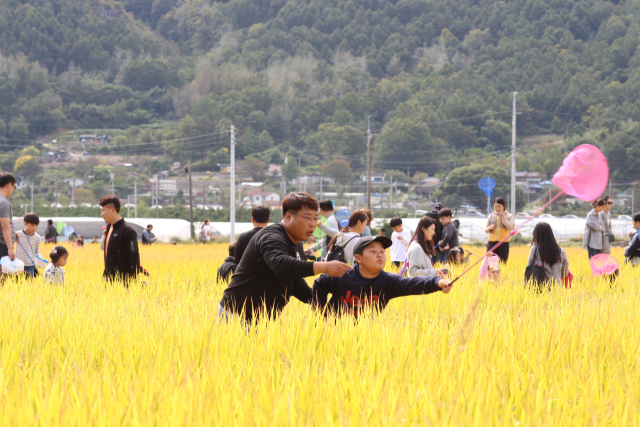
[0,172,16,188]
[319,199,334,212]
[228,242,236,257]
[147,224,153,229]
[389,217,402,227]
[438,208,453,218]
[99,195,121,211]
[24,212,39,225]
[251,205,271,223]
[634,212,640,223]
[47,219,53,225]
[282,192,319,215]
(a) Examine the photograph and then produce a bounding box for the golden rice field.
[1,242,639,426]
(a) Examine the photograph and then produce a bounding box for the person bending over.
[235,205,270,263]
[219,192,352,323]
[312,235,452,318]
[217,242,237,283]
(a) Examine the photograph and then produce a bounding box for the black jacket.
[312,268,442,317]
[217,257,237,283]
[220,223,314,321]
[103,218,140,283]
[234,226,263,264]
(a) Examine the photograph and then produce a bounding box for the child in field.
[446,247,468,265]
[479,251,500,282]
[312,236,452,318]
[217,242,237,283]
[15,212,43,278]
[42,246,68,285]
[389,217,411,268]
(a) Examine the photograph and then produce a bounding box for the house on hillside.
[292,173,335,185]
[79,134,109,144]
[267,164,282,177]
[361,172,388,185]
[413,177,440,199]
[516,171,547,196]
[243,188,281,208]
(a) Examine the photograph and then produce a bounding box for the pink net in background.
[551,144,609,201]
[590,254,619,277]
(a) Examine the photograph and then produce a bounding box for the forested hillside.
[2,0,640,181]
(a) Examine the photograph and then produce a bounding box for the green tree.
[14,155,41,177]
[321,159,352,184]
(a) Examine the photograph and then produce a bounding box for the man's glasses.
[288,212,319,223]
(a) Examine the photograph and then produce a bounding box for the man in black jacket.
[100,195,141,285]
[234,205,270,263]
[219,192,352,322]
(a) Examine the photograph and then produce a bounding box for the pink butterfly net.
[551,144,609,201]
[590,254,619,277]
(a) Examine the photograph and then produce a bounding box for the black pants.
[487,241,510,263]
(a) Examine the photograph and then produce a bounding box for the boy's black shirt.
[312,267,442,317]
[426,211,444,243]
[234,226,264,264]
[220,223,314,321]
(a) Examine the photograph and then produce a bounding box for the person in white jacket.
[326,210,368,265]
[407,216,447,278]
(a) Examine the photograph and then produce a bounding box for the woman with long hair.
[484,197,515,262]
[327,210,369,265]
[528,222,569,287]
[583,199,605,259]
[407,216,446,277]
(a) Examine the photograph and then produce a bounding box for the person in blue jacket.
[312,235,453,318]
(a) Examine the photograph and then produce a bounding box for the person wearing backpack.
[526,222,569,290]
[326,210,369,265]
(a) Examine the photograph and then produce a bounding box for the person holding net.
[484,197,514,263]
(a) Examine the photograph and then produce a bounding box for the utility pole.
[203,184,206,222]
[30,180,33,212]
[632,190,635,215]
[134,177,138,218]
[298,155,302,192]
[188,160,194,239]
[320,176,323,200]
[230,125,236,242]
[367,116,371,210]
[511,92,518,214]
[54,169,58,216]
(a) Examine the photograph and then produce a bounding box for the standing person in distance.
[437,208,459,262]
[407,216,447,278]
[310,200,341,261]
[142,224,157,245]
[484,197,515,263]
[326,210,369,265]
[219,192,352,323]
[199,219,213,244]
[235,205,270,264]
[584,199,605,259]
[389,217,411,269]
[527,222,570,289]
[426,203,444,263]
[100,195,141,285]
[44,219,58,243]
[602,196,614,255]
[0,173,16,283]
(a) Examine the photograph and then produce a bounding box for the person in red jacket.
[100,195,141,286]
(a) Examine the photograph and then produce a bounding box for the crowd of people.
[1,166,638,320]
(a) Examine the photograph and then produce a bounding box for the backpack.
[326,235,359,263]
[198,228,206,242]
[524,247,548,292]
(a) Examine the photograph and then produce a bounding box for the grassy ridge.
[0,244,639,425]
